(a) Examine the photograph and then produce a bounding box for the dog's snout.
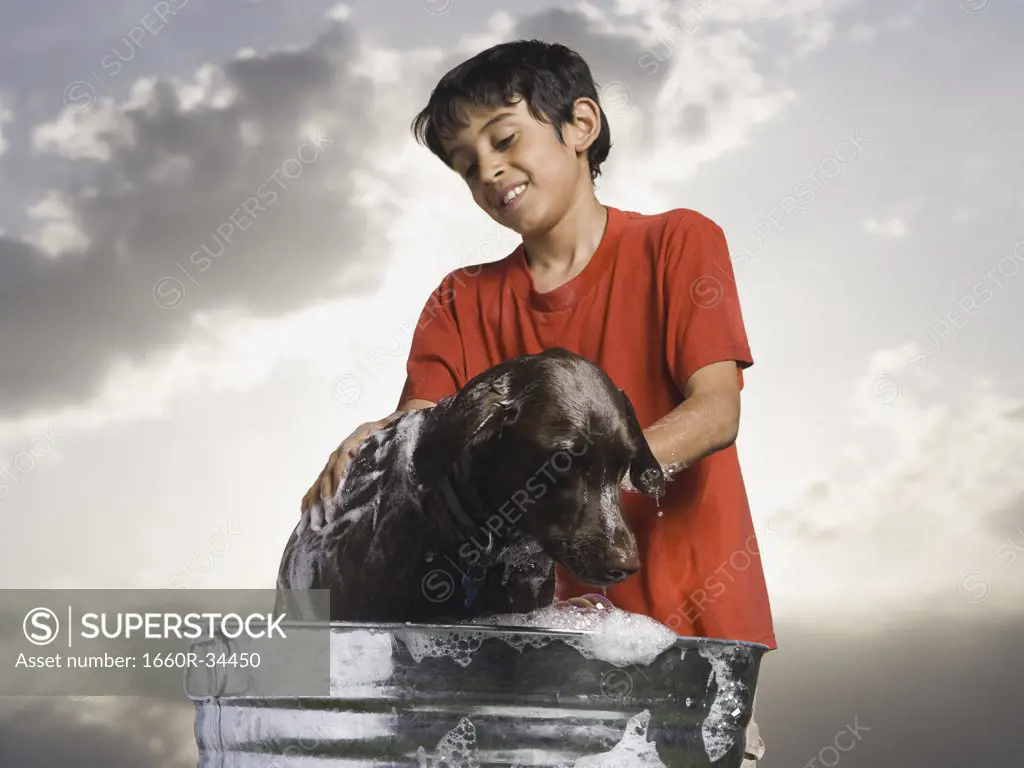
[604,566,638,583]
[602,550,640,582]
[555,537,640,588]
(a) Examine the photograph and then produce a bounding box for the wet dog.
[275,348,665,623]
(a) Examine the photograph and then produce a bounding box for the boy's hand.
[296,399,435,534]
[298,416,394,533]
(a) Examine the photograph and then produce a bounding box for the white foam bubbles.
[573,710,667,767]
[416,710,666,768]
[339,504,369,525]
[472,605,679,667]
[396,605,677,670]
[393,408,426,478]
[567,610,677,667]
[417,716,479,767]
[329,630,395,691]
[698,644,747,762]
[399,629,488,668]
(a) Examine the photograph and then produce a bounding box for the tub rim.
[186,620,768,702]
[271,619,772,652]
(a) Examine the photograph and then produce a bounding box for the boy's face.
[440,97,593,236]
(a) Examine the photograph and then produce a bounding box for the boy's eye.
[456,133,514,180]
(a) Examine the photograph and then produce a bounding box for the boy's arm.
[390,398,437,418]
[373,397,437,428]
[398,276,466,406]
[627,212,751,489]
[639,360,741,483]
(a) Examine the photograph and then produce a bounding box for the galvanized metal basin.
[190,614,767,767]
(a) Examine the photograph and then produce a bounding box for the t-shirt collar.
[510,205,626,313]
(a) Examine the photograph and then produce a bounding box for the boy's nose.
[480,154,507,183]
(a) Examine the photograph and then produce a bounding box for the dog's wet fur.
[276,348,665,623]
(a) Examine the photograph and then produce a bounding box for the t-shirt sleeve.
[663,213,754,392]
[398,276,466,407]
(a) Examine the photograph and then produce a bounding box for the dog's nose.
[602,552,640,583]
[602,565,634,581]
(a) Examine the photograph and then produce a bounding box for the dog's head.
[413,348,666,587]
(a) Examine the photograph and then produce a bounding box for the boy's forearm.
[640,391,740,483]
[393,398,436,418]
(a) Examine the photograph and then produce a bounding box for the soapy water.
[417,710,666,768]
[329,600,744,764]
[698,644,747,762]
[329,629,395,689]
[572,711,667,768]
[403,603,678,765]
[396,599,678,669]
[329,598,677,678]
[400,629,489,668]
[417,716,480,768]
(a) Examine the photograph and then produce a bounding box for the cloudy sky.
[0,0,1021,764]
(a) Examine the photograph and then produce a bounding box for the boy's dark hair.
[411,39,612,181]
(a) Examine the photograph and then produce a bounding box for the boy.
[299,40,773,763]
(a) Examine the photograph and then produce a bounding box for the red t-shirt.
[399,205,777,650]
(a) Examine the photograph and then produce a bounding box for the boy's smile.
[497,181,528,212]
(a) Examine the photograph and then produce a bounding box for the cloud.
[608,0,839,55]
[951,207,977,226]
[0,99,11,156]
[500,6,802,206]
[0,15,387,421]
[848,7,919,44]
[0,696,195,767]
[760,348,1024,624]
[863,216,909,237]
[327,3,352,21]
[0,0,850,437]
[23,190,90,256]
[755,613,1022,767]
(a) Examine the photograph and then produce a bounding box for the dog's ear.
[413,371,521,489]
[620,388,666,498]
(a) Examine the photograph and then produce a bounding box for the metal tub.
[189,619,767,767]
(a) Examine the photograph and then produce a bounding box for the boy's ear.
[413,371,521,489]
[569,97,602,153]
[619,388,666,498]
